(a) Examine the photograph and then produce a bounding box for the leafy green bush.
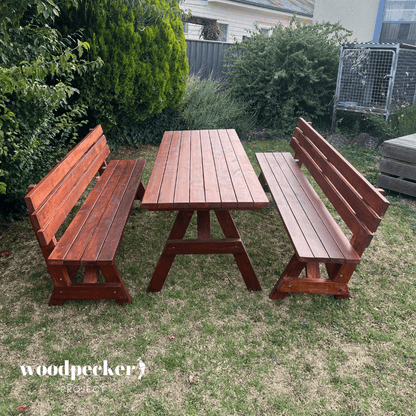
[226,18,352,134]
[338,103,416,143]
[106,109,183,149]
[0,0,102,220]
[56,0,188,131]
[179,75,256,136]
[106,75,255,148]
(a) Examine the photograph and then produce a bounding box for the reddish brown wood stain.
[256,118,390,300]
[141,129,269,292]
[25,125,146,306]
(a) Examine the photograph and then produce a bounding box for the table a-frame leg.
[146,210,262,292]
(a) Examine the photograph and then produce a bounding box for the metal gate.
[332,43,416,129]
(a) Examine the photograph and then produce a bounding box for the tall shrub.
[179,75,255,135]
[56,0,188,130]
[226,18,352,133]
[0,0,102,219]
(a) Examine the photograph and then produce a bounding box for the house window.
[258,25,272,36]
[219,24,228,42]
[183,22,189,34]
[379,0,416,43]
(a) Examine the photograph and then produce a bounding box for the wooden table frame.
[142,129,269,292]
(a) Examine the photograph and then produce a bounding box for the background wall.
[313,0,380,43]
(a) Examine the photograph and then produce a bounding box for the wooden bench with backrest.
[256,118,390,300]
[25,125,146,305]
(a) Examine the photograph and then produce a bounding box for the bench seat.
[256,152,360,265]
[49,159,145,267]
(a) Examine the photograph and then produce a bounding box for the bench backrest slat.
[296,119,389,217]
[293,128,381,233]
[25,126,105,213]
[31,135,108,231]
[292,118,390,240]
[25,126,110,248]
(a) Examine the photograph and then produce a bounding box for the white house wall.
[181,0,312,42]
[313,0,380,43]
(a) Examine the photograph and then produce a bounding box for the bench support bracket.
[269,254,352,300]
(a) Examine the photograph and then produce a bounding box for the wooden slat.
[218,130,253,209]
[294,128,381,232]
[141,131,173,210]
[227,129,269,209]
[97,160,146,264]
[266,153,330,261]
[297,118,389,216]
[200,130,221,208]
[81,160,137,265]
[256,152,314,260]
[36,144,110,247]
[49,160,125,264]
[158,131,181,210]
[173,131,191,209]
[281,153,360,263]
[189,130,206,206]
[209,130,237,209]
[164,239,244,255]
[25,126,104,213]
[291,137,371,237]
[34,135,108,230]
[47,160,119,264]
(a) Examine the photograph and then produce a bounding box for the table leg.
[147,211,194,292]
[215,210,262,291]
[147,210,262,292]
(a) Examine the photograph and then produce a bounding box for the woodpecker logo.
[20,358,145,381]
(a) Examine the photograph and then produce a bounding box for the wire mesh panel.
[335,47,396,115]
[391,47,416,108]
[333,43,416,128]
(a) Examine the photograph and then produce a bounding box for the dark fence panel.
[185,39,242,80]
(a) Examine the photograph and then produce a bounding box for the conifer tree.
[56,0,188,129]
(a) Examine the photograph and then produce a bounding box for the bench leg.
[101,265,132,305]
[269,254,305,300]
[269,255,352,300]
[48,264,132,305]
[327,263,354,299]
[48,265,73,306]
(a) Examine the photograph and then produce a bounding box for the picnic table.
[141,129,269,292]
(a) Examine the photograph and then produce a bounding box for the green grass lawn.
[0,139,415,416]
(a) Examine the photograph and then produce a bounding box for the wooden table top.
[141,129,269,211]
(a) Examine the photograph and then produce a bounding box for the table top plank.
[141,131,173,210]
[141,129,269,211]
[158,131,181,210]
[173,131,191,209]
[217,130,253,209]
[227,129,269,209]
[190,130,206,206]
[209,130,238,209]
[200,130,221,208]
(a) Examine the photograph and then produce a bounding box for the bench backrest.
[25,125,110,257]
[292,118,390,256]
